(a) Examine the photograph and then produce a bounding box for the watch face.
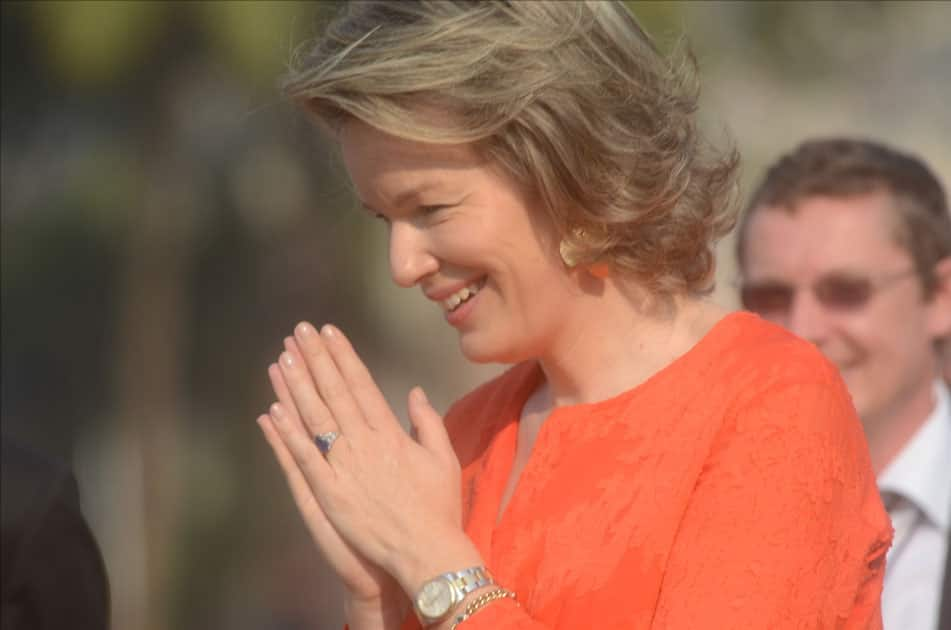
[416,578,454,619]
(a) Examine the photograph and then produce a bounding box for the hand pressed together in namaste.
[257,321,485,625]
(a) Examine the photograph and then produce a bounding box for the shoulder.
[706,318,886,541]
[701,313,871,477]
[696,317,889,547]
[709,312,846,407]
[712,312,833,370]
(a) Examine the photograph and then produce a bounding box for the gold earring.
[559,238,580,268]
[560,228,609,278]
[560,228,587,268]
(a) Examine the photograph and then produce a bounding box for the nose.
[786,290,832,346]
[387,220,438,288]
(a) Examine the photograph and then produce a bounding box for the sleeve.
[650,379,891,629]
[4,474,111,630]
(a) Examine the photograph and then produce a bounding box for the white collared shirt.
[878,381,950,630]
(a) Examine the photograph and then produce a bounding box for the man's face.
[740,192,947,430]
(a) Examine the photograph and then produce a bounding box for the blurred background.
[1,1,949,629]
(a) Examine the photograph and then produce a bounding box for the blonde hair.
[284,0,739,295]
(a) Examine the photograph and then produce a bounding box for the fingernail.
[413,387,428,405]
[270,403,285,419]
[296,322,314,338]
[280,352,294,368]
[321,324,336,338]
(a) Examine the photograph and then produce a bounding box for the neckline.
[524,309,751,422]
[487,310,752,535]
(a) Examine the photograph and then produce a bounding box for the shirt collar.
[878,380,951,532]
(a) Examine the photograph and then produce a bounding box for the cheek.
[516,281,579,343]
[844,305,928,364]
[813,314,886,377]
[835,314,878,347]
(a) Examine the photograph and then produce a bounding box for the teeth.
[443,281,483,312]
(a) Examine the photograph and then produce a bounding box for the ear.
[925,256,951,338]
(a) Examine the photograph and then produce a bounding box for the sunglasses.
[739,268,917,315]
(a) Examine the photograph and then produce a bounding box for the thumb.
[408,387,453,461]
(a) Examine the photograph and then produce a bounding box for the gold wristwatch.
[413,566,494,626]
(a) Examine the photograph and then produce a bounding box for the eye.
[815,276,871,310]
[419,204,452,215]
[740,282,793,315]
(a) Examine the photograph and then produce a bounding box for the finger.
[268,361,333,453]
[257,415,350,558]
[257,413,327,510]
[408,387,456,465]
[259,414,393,599]
[277,338,341,440]
[269,360,332,445]
[291,322,368,436]
[267,401,336,483]
[268,361,296,409]
[309,323,396,432]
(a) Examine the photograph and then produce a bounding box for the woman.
[257,2,891,629]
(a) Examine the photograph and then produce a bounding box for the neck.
[865,374,938,474]
[533,281,726,409]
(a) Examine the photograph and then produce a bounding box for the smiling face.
[740,192,949,430]
[339,119,579,364]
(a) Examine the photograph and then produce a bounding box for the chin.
[458,341,504,364]
[458,332,525,365]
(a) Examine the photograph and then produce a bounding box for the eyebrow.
[359,182,452,214]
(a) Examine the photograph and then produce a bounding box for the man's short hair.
[737,138,951,296]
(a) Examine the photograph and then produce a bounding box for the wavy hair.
[284,0,739,295]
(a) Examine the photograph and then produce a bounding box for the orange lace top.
[400,312,891,629]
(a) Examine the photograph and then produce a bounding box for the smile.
[443,278,486,312]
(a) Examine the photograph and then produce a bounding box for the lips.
[443,278,487,312]
[426,276,487,313]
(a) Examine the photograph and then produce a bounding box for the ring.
[314,431,340,456]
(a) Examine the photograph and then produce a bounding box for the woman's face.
[339,119,579,363]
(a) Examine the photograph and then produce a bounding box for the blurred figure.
[1,435,110,630]
[737,138,951,630]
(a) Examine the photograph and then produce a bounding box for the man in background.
[736,138,951,630]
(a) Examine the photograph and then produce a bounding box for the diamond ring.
[314,431,340,457]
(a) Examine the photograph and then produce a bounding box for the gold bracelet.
[448,587,517,630]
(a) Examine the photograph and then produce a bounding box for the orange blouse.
[401,312,891,629]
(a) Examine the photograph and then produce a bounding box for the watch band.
[447,566,494,596]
